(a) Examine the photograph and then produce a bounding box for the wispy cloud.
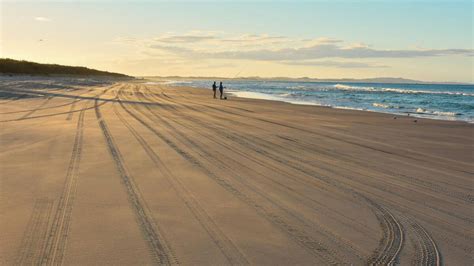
[34,16,52,22]
[116,31,473,70]
[280,60,388,68]
[149,42,473,60]
[154,35,215,43]
[220,34,287,44]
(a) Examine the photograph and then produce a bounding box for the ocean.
[163,79,474,122]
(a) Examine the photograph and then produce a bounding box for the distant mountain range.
[0,58,130,77]
[146,76,470,85]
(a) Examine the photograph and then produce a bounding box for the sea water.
[165,80,474,122]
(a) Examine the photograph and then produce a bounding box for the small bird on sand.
[393,116,397,119]
[413,119,418,123]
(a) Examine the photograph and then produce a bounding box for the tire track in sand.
[94,99,177,265]
[39,110,85,265]
[113,103,248,265]
[14,199,54,265]
[65,84,117,121]
[133,87,369,261]
[144,84,443,265]
[403,217,441,266]
[153,85,472,204]
[365,197,404,265]
[168,85,470,175]
[65,100,77,121]
[119,98,343,265]
[18,96,53,120]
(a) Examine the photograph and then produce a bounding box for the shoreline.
[227,89,473,124]
[167,83,474,124]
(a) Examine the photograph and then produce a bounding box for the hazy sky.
[1,0,473,82]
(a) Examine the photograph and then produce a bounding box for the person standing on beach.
[219,81,224,99]
[212,81,217,99]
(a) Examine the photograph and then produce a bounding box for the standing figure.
[212,81,217,99]
[219,81,224,99]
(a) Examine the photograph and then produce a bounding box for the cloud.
[150,42,474,60]
[280,60,388,68]
[34,17,51,22]
[154,35,216,43]
[220,34,287,44]
[117,32,473,71]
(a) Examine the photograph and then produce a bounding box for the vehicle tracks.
[94,99,177,265]
[39,110,85,265]
[365,198,404,265]
[14,199,54,266]
[113,103,248,265]
[119,94,347,265]
[404,217,441,266]
[19,97,53,120]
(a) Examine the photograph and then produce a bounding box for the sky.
[1,0,473,82]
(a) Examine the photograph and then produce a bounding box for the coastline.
[226,89,474,124]
[163,82,474,123]
[187,84,472,124]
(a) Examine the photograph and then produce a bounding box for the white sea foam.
[333,84,474,96]
[416,108,427,113]
[415,108,460,116]
[372,102,401,109]
[432,111,460,116]
[228,90,317,106]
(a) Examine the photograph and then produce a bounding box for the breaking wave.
[333,84,474,96]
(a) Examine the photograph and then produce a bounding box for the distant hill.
[0,58,130,77]
[146,76,469,85]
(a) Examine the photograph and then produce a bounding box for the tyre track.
[39,110,85,265]
[134,90,371,262]
[65,100,77,121]
[119,94,347,265]
[141,88,448,265]
[65,85,117,121]
[113,104,248,265]
[139,85,446,265]
[404,218,441,266]
[164,86,472,196]
[14,199,54,266]
[160,85,472,185]
[138,88,426,237]
[0,102,106,123]
[19,96,53,120]
[136,88,374,254]
[94,99,177,265]
[0,98,81,115]
[165,85,471,175]
[365,198,404,265]
[0,84,118,123]
[152,86,472,224]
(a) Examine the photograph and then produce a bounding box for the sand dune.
[0,78,472,265]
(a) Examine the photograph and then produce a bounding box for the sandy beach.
[0,78,472,265]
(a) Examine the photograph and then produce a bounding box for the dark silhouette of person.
[219,82,224,99]
[212,81,217,99]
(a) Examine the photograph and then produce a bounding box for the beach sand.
[1,79,472,265]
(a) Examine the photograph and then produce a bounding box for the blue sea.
[163,79,474,122]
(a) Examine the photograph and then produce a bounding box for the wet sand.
[1,78,472,265]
